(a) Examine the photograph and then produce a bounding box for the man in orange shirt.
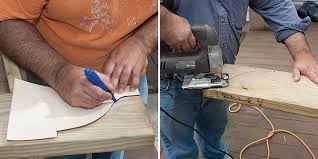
[0,0,157,159]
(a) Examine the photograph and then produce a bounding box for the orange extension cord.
[228,103,316,159]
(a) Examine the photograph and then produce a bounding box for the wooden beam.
[203,64,318,118]
[0,94,155,158]
[1,54,21,93]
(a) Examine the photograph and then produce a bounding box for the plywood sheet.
[7,79,140,140]
[203,64,318,118]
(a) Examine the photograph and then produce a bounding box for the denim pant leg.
[138,75,149,105]
[195,98,228,159]
[160,75,203,159]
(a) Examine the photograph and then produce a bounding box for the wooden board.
[0,52,9,94]
[203,64,318,118]
[0,94,155,158]
[1,54,21,92]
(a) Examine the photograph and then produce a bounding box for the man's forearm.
[132,14,158,53]
[0,20,70,89]
[283,32,318,84]
[284,32,311,59]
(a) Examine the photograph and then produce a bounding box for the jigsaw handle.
[191,25,219,47]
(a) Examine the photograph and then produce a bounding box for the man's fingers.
[74,101,93,109]
[118,65,132,93]
[110,65,124,89]
[83,83,112,101]
[292,67,301,82]
[79,92,104,109]
[96,71,114,91]
[176,43,183,50]
[170,44,177,49]
[314,72,318,84]
[307,68,318,85]
[130,69,141,91]
[103,62,115,77]
[308,72,318,85]
[182,41,191,51]
[301,67,318,85]
[188,33,197,48]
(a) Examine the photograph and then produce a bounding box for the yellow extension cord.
[228,103,316,159]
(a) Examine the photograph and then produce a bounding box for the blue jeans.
[26,72,148,159]
[160,74,228,159]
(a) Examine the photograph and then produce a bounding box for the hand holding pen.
[84,68,117,102]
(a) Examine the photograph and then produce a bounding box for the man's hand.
[160,6,196,50]
[292,52,318,84]
[103,15,157,93]
[103,36,148,93]
[285,32,318,84]
[55,65,114,109]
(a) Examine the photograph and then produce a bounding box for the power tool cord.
[160,107,236,159]
[228,103,316,159]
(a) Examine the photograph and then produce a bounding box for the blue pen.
[84,68,117,102]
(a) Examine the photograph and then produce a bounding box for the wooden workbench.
[0,94,155,158]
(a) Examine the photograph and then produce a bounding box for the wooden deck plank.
[229,114,318,137]
[228,151,273,159]
[0,94,155,158]
[226,137,318,159]
[222,23,318,159]
[225,107,318,146]
[224,107,318,158]
[236,23,318,71]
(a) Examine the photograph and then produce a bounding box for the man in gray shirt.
[160,0,317,158]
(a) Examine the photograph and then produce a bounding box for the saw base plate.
[182,73,229,89]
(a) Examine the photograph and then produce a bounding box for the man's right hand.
[55,65,114,109]
[160,6,197,51]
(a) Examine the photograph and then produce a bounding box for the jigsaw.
[160,25,229,89]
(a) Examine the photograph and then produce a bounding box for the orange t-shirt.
[0,0,157,72]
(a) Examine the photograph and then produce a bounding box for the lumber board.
[203,64,318,118]
[1,54,21,92]
[0,94,155,158]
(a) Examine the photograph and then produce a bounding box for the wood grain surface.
[0,94,155,158]
[218,24,318,159]
[1,54,21,92]
[203,64,318,118]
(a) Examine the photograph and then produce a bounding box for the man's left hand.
[292,52,318,84]
[103,15,157,93]
[284,32,318,84]
[103,36,149,93]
